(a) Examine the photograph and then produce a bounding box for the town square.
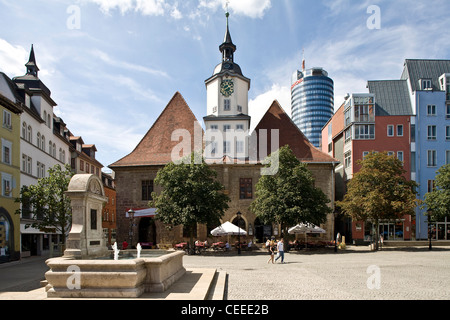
[0,1,449,313]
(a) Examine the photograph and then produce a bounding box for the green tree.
[336,152,418,249]
[250,145,331,233]
[151,152,230,253]
[423,164,450,222]
[16,164,74,246]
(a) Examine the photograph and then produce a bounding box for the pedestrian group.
[266,237,285,264]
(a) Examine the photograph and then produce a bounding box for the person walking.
[275,238,285,263]
[266,239,275,264]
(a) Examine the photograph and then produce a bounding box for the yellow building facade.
[0,92,22,262]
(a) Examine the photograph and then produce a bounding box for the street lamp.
[128,209,135,248]
[237,211,242,255]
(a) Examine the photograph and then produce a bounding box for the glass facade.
[291,69,334,148]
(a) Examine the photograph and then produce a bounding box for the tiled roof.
[252,100,338,163]
[367,80,413,116]
[109,92,203,168]
[401,59,450,92]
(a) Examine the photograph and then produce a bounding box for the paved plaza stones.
[0,246,449,300]
[183,246,450,300]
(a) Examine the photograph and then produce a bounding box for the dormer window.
[420,79,432,90]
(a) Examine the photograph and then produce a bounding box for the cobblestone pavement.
[183,246,450,300]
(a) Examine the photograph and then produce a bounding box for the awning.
[125,208,157,218]
[20,224,61,234]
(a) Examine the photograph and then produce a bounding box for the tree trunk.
[375,219,380,251]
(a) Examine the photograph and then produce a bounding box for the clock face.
[220,79,234,97]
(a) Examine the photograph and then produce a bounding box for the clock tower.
[204,10,251,159]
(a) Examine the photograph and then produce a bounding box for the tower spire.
[25,44,39,77]
[220,1,236,63]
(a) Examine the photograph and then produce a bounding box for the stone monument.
[63,174,108,259]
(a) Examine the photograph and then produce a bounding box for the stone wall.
[114,162,335,247]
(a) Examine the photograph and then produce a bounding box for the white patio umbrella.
[288,223,325,248]
[210,221,247,236]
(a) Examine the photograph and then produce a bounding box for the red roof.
[110,92,203,167]
[253,100,338,163]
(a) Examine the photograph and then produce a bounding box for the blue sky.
[1,0,450,170]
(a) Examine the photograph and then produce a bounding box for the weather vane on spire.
[225,0,230,17]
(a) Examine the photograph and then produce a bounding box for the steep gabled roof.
[401,59,450,92]
[367,80,413,116]
[253,100,338,163]
[109,92,203,168]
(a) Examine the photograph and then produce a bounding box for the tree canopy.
[423,164,450,222]
[250,145,331,230]
[151,152,230,250]
[16,164,74,244]
[336,152,418,247]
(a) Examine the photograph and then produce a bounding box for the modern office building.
[401,59,450,240]
[291,60,334,148]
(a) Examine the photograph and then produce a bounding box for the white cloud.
[249,83,290,132]
[91,49,169,78]
[198,0,272,19]
[0,39,28,78]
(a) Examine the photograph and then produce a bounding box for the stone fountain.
[44,174,185,299]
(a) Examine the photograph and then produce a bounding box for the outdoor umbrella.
[288,223,326,248]
[210,221,247,236]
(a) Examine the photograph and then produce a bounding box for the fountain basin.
[45,250,185,298]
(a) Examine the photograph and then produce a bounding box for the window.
[210,125,218,131]
[387,125,394,137]
[344,128,352,144]
[447,105,450,119]
[387,151,395,157]
[80,160,84,171]
[354,104,375,122]
[237,105,243,113]
[223,141,230,153]
[427,180,435,193]
[239,178,252,199]
[427,150,437,167]
[22,154,32,174]
[223,125,231,132]
[397,151,404,163]
[397,125,404,137]
[1,139,12,165]
[27,126,32,142]
[86,163,89,174]
[2,110,11,129]
[37,162,45,178]
[427,105,436,116]
[22,122,26,138]
[427,126,437,140]
[446,150,450,165]
[49,141,53,156]
[212,106,217,113]
[363,151,369,159]
[446,126,450,140]
[344,151,352,169]
[224,99,231,111]
[236,141,244,154]
[142,180,154,201]
[421,79,432,90]
[354,124,375,140]
[1,173,12,197]
[236,124,244,131]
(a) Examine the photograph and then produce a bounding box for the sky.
[1,0,450,171]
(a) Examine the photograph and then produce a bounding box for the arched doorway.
[232,216,246,231]
[254,218,272,243]
[0,208,14,262]
[138,217,156,248]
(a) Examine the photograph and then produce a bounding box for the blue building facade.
[402,60,450,240]
[291,66,334,148]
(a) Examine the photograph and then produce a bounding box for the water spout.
[137,243,142,259]
[112,242,120,261]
